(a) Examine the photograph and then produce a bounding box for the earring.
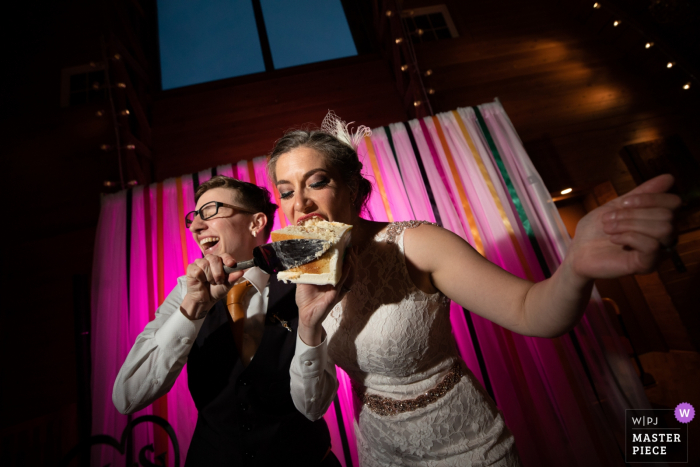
[252,230,257,238]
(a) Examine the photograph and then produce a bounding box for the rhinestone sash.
[356,361,463,416]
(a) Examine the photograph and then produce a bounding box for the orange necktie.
[226,280,253,358]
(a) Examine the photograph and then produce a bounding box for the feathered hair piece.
[320,110,372,150]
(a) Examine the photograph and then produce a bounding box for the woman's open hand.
[568,174,681,281]
[295,249,356,346]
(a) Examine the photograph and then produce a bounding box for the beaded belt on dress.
[356,361,463,416]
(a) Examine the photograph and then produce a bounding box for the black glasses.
[185,201,252,227]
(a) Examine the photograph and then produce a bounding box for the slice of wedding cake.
[271,216,352,286]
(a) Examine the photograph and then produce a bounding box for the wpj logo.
[625,405,691,463]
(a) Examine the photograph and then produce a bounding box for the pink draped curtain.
[91,101,647,466]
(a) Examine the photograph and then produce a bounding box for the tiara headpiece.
[320,110,372,150]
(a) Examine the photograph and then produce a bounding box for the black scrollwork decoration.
[138,443,167,467]
[59,415,180,467]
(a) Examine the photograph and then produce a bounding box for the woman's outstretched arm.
[405,174,680,338]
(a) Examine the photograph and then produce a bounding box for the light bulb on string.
[613,20,620,27]
[386,10,392,17]
[428,88,435,95]
[424,69,433,76]
[395,38,403,44]
[667,62,674,68]
[683,82,691,90]
[414,100,421,107]
[645,42,654,49]
[401,64,409,71]
[120,109,130,116]
[561,188,573,195]
[593,3,601,9]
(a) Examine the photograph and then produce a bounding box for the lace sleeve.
[385,220,438,244]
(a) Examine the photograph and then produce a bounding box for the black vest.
[185,276,331,466]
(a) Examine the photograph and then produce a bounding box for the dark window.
[66,69,106,106]
[402,6,458,45]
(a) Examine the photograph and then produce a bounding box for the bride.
[267,114,679,466]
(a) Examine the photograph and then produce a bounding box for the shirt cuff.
[295,333,328,378]
[155,308,204,349]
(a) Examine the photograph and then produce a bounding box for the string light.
[127,180,138,187]
[585,2,696,96]
[401,64,409,71]
[428,88,435,94]
[395,38,403,44]
[100,144,111,151]
[416,29,424,36]
[113,54,121,60]
[124,144,136,150]
[414,100,422,107]
[96,110,105,117]
[385,10,392,17]
[116,82,126,88]
[103,181,117,187]
[424,69,433,76]
[561,188,573,195]
[92,82,101,90]
[120,109,130,115]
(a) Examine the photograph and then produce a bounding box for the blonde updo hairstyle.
[267,129,373,215]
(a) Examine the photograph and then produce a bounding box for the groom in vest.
[113,176,338,466]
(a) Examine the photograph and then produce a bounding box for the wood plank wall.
[407,0,700,196]
[151,55,408,180]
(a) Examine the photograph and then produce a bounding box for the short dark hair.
[267,130,372,215]
[194,175,278,239]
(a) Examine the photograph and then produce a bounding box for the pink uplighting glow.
[92,103,650,466]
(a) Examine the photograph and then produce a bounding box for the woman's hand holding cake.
[270,216,355,346]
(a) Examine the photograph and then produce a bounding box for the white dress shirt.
[112,267,269,415]
[289,334,339,421]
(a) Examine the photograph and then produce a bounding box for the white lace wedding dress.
[324,221,521,466]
